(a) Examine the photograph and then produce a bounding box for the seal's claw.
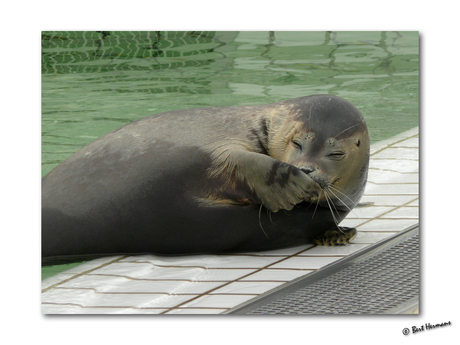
[314,227,357,246]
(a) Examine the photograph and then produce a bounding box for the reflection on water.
[42,31,418,175]
[41,31,418,278]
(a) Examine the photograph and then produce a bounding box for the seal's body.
[42,95,369,265]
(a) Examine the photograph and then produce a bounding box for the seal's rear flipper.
[314,227,357,246]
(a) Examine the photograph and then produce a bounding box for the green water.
[41,31,419,279]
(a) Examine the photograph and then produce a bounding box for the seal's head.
[270,95,370,211]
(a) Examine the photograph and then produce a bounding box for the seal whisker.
[312,189,323,220]
[323,189,340,229]
[325,192,339,228]
[325,187,355,227]
[327,185,361,219]
[333,123,359,139]
[258,204,269,239]
[328,184,357,206]
[303,199,314,210]
[267,208,274,224]
[327,187,353,213]
[324,188,347,233]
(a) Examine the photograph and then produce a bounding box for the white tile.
[364,183,418,195]
[42,288,198,308]
[41,304,168,314]
[86,261,158,278]
[240,269,314,282]
[179,294,256,309]
[339,218,368,228]
[140,294,201,308]
[369,159,418,173]
[406,199,419,206]
[357,219,418,232]
[90,262,257,281]
[190,269,259,281]
[269,256,342,270]
[358,195,417,207]
[165,308,227,314]
[370,143,391,155]
[108,308,168,314]
[237,244,314,256]
[394,137,419,148]
[352,231,398,244]
[367,170,419,184]
[120,254,283,269]
[369,128,418,151]
[299,243,370,256]
[59,275,225,294]
[372,147,418,160]
[379,207,419,219]
[42,304,84,314]
[52,256,124,275]
[210,281,284,294]
[345,206,396,219]
[42,273,78,290]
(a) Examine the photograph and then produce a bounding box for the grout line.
[41,256,128,293]
[161,240,350,313]
[371,158,418,161]
[391,145,418,148]
[87,273,255,282]
[343,196,419,229]
[366,182,418,185]
[43,301,233,312]
[362,195,419,198]
[368,169,417,174]
[370,133,419,157]
[355,204,418,210]
[88,269,314,281]
[160,245,323,313]
[41,301,171,311]
[53,287,201,295]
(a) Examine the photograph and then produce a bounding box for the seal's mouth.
[302,173,346,209]
[303,172,329,190]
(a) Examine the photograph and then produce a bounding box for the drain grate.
[228,226,419,314]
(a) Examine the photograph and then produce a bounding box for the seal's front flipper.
[314,227,357,246]
[211,150,321,213]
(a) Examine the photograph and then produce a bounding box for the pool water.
[41,31,419,279]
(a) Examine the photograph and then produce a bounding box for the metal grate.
[229,226,419,314]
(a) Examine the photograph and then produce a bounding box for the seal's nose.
[299,166,327,189]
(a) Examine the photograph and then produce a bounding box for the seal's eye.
[327,152,346,160]
[293,141,302,150]
[356,139,361,147]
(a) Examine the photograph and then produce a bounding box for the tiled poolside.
[41,127,419,314]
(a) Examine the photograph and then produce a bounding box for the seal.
[42,95,370,266]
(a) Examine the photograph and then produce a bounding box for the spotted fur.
[314,227,357,246]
